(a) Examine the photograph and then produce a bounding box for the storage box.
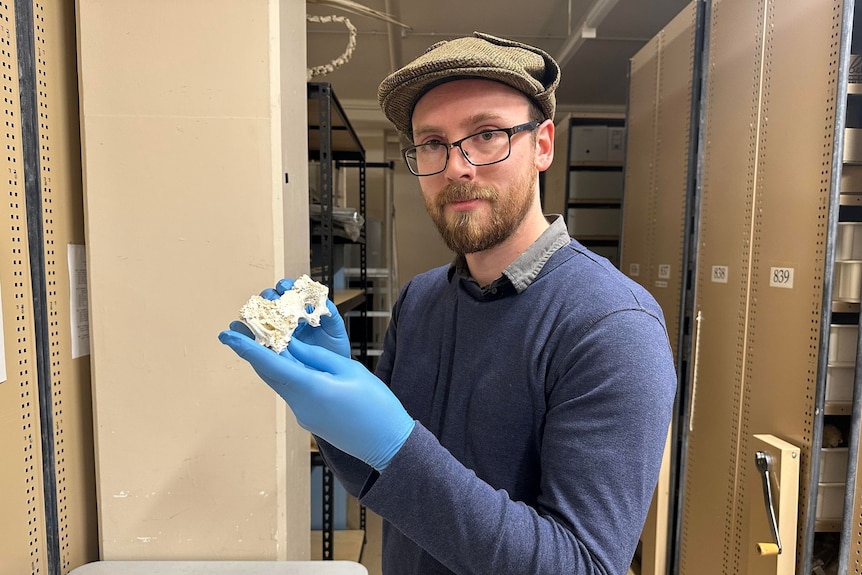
[826,364,855,402]
[569,170,624,200]
[841,164,862,193]
[845,128,862,164]
[828,324,859,364]
[833,260,862,302]
[607,127,626,163]
[567,207,621,237]
[570,126,608,162]
[836,222,862,260]
[819,448,849,483]
[816,482,846,520]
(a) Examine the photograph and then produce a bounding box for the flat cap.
[378,31,560,136]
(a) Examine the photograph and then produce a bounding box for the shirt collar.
[447,215,570,294]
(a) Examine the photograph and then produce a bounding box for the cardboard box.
[826,364,854,402]
[569,170,624,200]
[819,448,849,483]
[816,482,846,520]
[567,207,621,237]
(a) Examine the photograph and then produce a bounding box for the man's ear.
[535,119,554,172]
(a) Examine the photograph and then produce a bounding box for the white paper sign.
[68,245,90,358]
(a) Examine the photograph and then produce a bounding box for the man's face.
[410,79,549,255]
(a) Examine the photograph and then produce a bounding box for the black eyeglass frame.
[402,120,542,177]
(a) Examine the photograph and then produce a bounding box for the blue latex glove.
[218,330,414,471]
[249,278,352,358]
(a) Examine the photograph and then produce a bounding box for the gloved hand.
[231,278,352,358]
[218,329,414,472]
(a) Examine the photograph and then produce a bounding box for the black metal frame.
[307,82,368,561]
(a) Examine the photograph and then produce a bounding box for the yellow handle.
[757,542,780,556]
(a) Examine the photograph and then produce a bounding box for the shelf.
[815,519,842,533]
[334,289,365,314]
[568,198,622,207]
[840,193,862,206]
[307,82,365,161]
[824,402,852,416]
[832,301,860,313]
[570,161,624,170]
[848,83,862,95]
[574,235,620,243]
[310,529,365,562]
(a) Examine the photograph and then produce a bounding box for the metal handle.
[755,450,782,555]
[688,311,703,433]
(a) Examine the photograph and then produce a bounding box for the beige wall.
[78,0,310,560]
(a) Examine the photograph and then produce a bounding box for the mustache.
[437,182,498,205]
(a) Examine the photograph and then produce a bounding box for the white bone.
[238,275,331,353]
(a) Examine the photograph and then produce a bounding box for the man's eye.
[423,140,445,151]
[477,131,500,142]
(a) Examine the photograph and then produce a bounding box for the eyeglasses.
[402,120,541,177]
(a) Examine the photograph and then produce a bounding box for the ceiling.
[305,0,693,129]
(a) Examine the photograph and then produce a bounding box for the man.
[220,32,677,575]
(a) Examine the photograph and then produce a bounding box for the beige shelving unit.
[1,1,98,572]
[624,0,862,574]
[621,1,861,574]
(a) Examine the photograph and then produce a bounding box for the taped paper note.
[68,245,90,358]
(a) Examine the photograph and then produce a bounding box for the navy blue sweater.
[318,237,677,575]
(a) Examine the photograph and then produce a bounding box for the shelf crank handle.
[755,450,782,556]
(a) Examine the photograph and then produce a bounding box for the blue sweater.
[318,237,677,575]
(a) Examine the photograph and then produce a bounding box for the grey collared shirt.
[450,214,570,295]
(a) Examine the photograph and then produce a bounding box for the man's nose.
[443,144,475,180]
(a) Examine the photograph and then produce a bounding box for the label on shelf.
[658,264,671,279]
[769,267,794,289]
[629,263,640,277]
[711,265,729,283]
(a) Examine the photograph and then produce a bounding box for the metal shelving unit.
[307,82,368,563]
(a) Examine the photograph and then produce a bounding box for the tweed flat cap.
[378,31,560,136]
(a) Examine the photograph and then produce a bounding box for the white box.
[607,127,626,163]
[570,126,608,162]
[828,324,859,364]
[816,482,846,520]
[833,260,862,302]
[569,170,624,200]
[819,448,849,483]
[826,364,855,402]
[567,207,621,237]
[836,222,862,260]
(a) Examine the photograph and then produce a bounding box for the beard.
[424,168,536,255]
